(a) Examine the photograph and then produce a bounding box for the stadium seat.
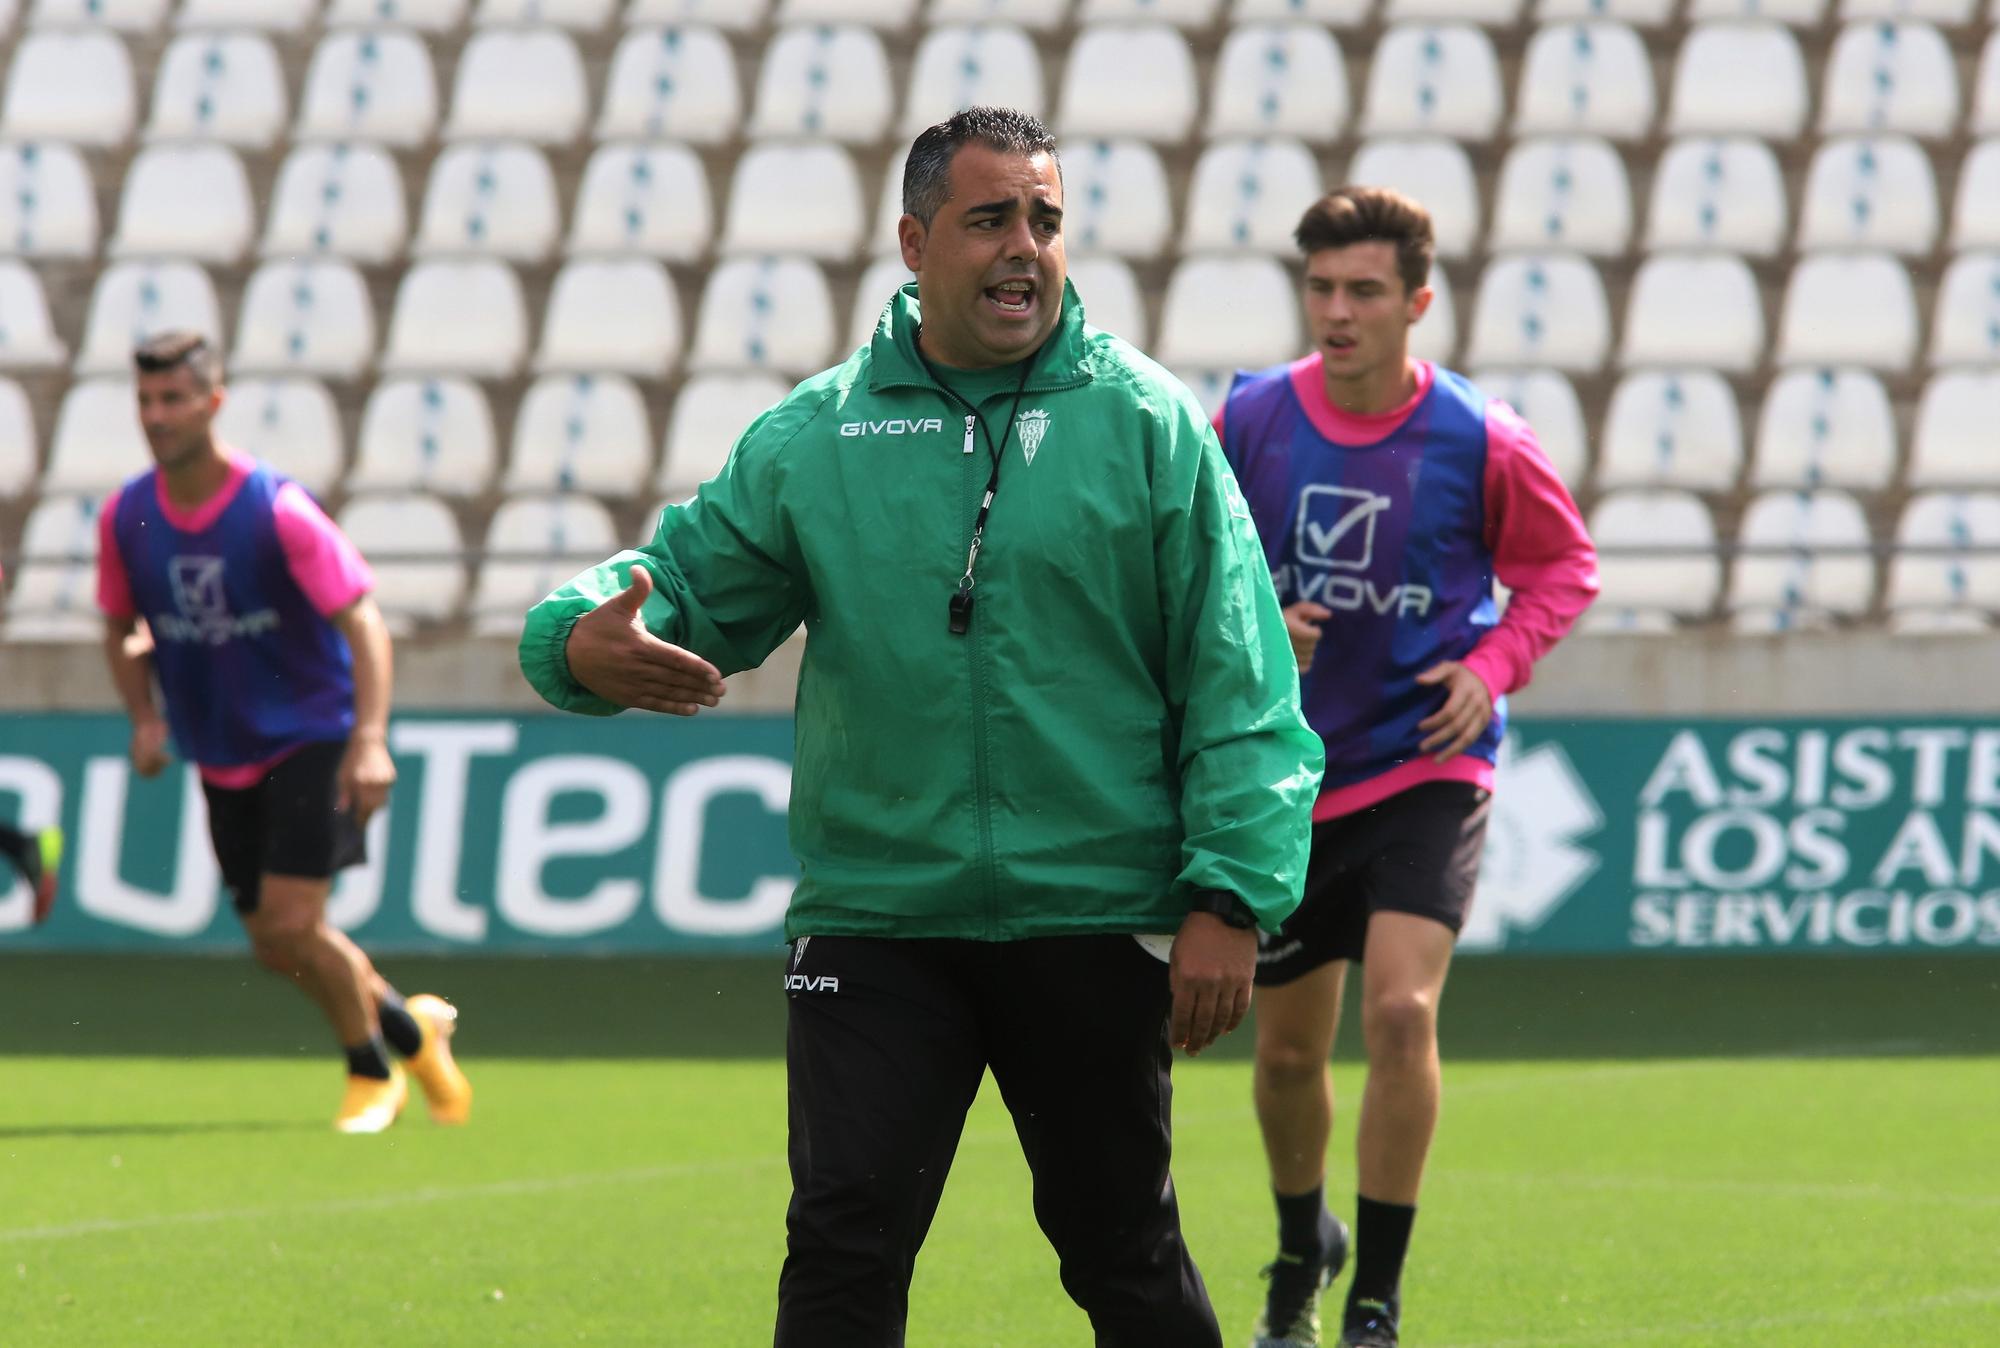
[1231,0,1369,20]
[625,0,767,27]
[1205,23,1349,141]
[1620,252,1763,373]
[1468,366,1588,488]
[597,25,740,143]
[1488,137,1632,256]
[296,30,439,148]
[1411,263,1458,364]
[1157,256,1298,370]
[30,0,164,29]
[506,374,654,494]
[1838,0,1972,17]
[928,0,1066,29]
[1776,252,1917,370]
[1910,371,2000,486]
[1795,136,1937,255]
[1731,488,1875,628]
[1386,0,1518,19]
[3,495,106,643]
[1535,0,1673,24]
[658,371,789,496]
[0,261,67,369]
[177,0,319,29]
[74,261,222,376]
[1182,138,1324,254]
[1887,491,2000,622]
[721,143,864,260]
[1047,140,1171,259]
[1346,138,1480,259]
[1057,25,1198,143]
[779,0,919,20]
[1587,489,1722,624]
[568,142,711,260]
[336,493,467,630]
[749,25,893,143]
[1666,23,1808,140]
[1078,0,1219,21]
[2,31,135,146]
[379,260,528,378]
[0,141,96,257]
[147,33,286,148]
[110,144,254,264]
[1597,370,1742,491]
[536,258,683,376]
[1751,368,1895,490]
[1513,22,1655,141]
[470,494,622,636]
[1976,33,2000,136]
[0,378,37,496]
[474,0,618,25]
[1928,252,2000,366]
[1361,25,1503,140]
[847,257,912,350]
[689,255,836,376]
[413,142,561,262]
[325,0,466,26]
[445,29,588,144]
[1067,256,1147,349]
[262,142,408,264]
[351,377,497,497]
[1686,0,1823,18]
[1820,21,1957,139]
[232,259,376,380]
[45,379,148,493]
[1466,254,1609,373]
[214,377,345,496]
[902,24,1045,137]
[1644,137,1787,257]
[1950,140,2000,249]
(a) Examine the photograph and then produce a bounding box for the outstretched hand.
[564,568,727,716]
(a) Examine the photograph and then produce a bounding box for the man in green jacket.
[520,107,1321,1347]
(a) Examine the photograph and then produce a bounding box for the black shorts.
[201,740,367,917]
[1254,781,1491,986]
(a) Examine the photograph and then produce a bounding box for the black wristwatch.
[1188,887,1258,930]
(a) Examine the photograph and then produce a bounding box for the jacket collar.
[866,278,1097,396]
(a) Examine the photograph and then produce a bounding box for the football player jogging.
[96,332,471,1134]
[1218,188,1599,1347]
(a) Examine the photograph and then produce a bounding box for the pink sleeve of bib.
[272,482,374,618]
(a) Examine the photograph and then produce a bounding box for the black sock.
[377,989,424,1058]
[1275,1185,1334,1258]
[344,1034,393,1080]
[1348,1194,1416,1308]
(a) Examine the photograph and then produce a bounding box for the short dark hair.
[902,106,1060,227]
[133,330,223,388]
[1294,186,1435,296]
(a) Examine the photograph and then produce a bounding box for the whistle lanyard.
[921,353,1035,636]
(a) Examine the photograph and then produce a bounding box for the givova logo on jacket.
[1288,486,1434,617]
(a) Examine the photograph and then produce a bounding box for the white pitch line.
[1434,1284,2000,1348]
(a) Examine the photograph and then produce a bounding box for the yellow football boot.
[334,1065,407,1134]
[405,993,473,1125]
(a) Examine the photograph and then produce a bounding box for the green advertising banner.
[3,713,1999,955]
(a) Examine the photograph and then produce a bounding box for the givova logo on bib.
[1287,485,1434,616]
[1461,735,1604,951]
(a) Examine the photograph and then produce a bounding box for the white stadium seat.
[110,143,254,263]
[1536,0,1674,23]
[1488,137,1632,256]
[1838,0,1971,17]
[1645,137,1787,257]
[0,378,37,496]
[689,256,836,376]
[1387,0,1518,21]
[1910,371,2000,486]
[1928,252,2000,367]
[1795,136,1937,255]
[1687,0,1823,19]
[379,260,528,378]
[1587,489,1721,624]
[336,493,466,629]
[1752,368,1897,490]
[1597,369,1742,491]
[0,140,97,257]
[1976,32,2000,135]
[1776,252,1917,370]
[147,33,286,148]
[178,0,319,29]
[30,0,164,30]
[445,29,588,144]
[1230,0,1370,20]
[1206,23,1349,141]
[214,377,345,497]
[471,494,622,636]
[474,0,618,25]
[0,261,67,368]
[1469,367,1589,487]
[1058,25,1198,143]
[232,259,376,380]
[2,31,136,146]
[351,377,496,497]
[45,380,148,493]
[1181,138,1325,254]
[1157,256,1298,369]
[1411,263,1458,364]
[325,0,466,26]
[4,495,105,643]
[1050,140,1172,259]
[749,25,893,143]
[1820,21,1958,139]
[1078,0,1219,21]
[1731,488,1875,626]
[74,261,222,376]
[414,142,561,262]
[625,0,767,27]
[1888,492,2000,620]
[658,371,788,496]
[777,0,919,21]
[1466,253,1610,373]
[296,30,439,148]
[536,258,683,376]
[1951,140,2000,249]
[722,142,864,260]
[1667,23,1808,140]
[507,374,654,495]
[1513,22,1655,141]
[262,142,408,264]
[1067,255,1147,349]
[902,24,1045,136]
[1361,24,1504,140]
[927,0,1066,29]
[597,25,740,143]
[1620,252,1763,373]
[1347,138,1480,259]
[569,142,711,260]
[847,257,912,351]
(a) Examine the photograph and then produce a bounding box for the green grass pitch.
[1,954,1996,1346]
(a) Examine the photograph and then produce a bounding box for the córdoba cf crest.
[1017,408,1051,465]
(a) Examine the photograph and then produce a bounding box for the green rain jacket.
[519,282,1322,940]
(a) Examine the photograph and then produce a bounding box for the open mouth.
[986,278,1037,316]
[1324,335,1358,356]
